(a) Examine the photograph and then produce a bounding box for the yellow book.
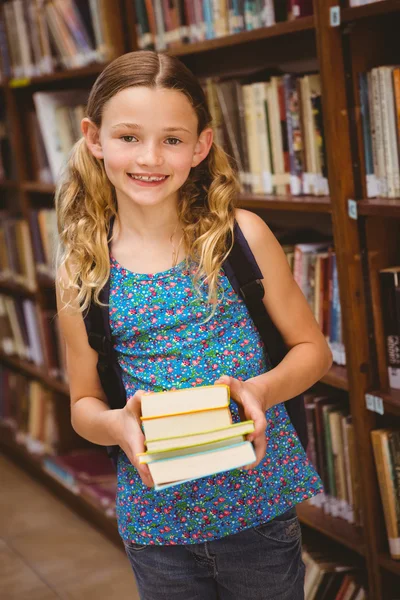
[142,407,232,441]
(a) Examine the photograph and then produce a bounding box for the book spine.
[379,270,400,389]
[359,72,378,198]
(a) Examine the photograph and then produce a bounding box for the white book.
[33,90,89,182]
[141,384,230,418]
[142,407,232,441]
[22,300,44,367]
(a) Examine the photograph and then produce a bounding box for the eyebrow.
[111,122,191,134]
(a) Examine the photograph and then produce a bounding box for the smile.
[128,174,169,182]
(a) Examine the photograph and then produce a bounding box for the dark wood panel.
[358,199,400,218]
[238,194,331,213]
[297,500,365,555]
[378,552,400,576]
[22,182,56,194]
[321,365,348,390]
[342,1,400,21]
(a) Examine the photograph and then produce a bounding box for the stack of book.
[138,384,255,490]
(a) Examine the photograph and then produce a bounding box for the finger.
[136,462,154,488]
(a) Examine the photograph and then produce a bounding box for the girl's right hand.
[112,390,154,488]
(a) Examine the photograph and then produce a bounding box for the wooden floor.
[0,453,140,599]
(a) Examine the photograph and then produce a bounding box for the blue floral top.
[110,255,323,545]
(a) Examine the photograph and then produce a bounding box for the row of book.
[380,266,400,390]
[359,65,400,199]
[303,545,367,600]
[285,242,345,366]
[205,73,328,196]
[0,368,117,516]
[0,294,67,383]
[304,393,361,527]
[371,428,400,561]
[0,0,117,81]
[134,1,314,51]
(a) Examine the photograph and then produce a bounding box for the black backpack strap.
[223,221,308,451]
[83,216,125,469]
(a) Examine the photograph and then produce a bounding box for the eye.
[120,135,137,143]
[165,137,182,145]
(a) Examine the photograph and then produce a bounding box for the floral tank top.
[110,255,323,546]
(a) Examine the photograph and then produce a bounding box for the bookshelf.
[0,1,399,598]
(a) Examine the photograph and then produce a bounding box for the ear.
[81,117,104,160]
[191,127,213,168]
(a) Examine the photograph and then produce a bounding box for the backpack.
[84,220,308,469]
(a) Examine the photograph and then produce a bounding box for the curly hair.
[56,51,239,313]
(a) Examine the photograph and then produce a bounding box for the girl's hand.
[214,375,267,469]
[112,390,154,488]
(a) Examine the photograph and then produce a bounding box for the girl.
[56,51,332,600]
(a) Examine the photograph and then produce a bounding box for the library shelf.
[0,351,69,396]
[367,388,400,417]
[357,198,400,218]
[0,179,19,189]
[22,181,55,194]
[342,0,400,22]
[0,423,122,547]
[167,16,315,57]
[238,194,331,213]
[0,280,36,297]
[296,500,365,556]
[320,364,348,390]
[378,553,400,576]
[9,63,108,89]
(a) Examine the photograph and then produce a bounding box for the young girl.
[56,50,332,600]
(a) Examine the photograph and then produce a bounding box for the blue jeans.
[123,507,305,599]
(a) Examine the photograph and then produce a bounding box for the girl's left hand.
[214,375,267,469]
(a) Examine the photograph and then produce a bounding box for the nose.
[136,142,164,167]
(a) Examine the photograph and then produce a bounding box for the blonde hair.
[56,51,239,313]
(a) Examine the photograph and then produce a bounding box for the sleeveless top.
[109,255,324,546]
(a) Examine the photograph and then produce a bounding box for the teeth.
[129,174,167,182]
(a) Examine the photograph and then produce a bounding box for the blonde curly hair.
[56,51,239,313]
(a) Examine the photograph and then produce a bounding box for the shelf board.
[10,63,107,88]
[342,0,400,22]
[167,16,315,57]
[0,425,121,547]
[368,388,400,417]
[378,552,400,576]
[296,500,365,555]
[321,364,348,390]
[22,181,56,194]
[0,179,19,189]
[0,279,37,297]
[0,351,69,396]
[357,198,400,218]
[238,194,331,213]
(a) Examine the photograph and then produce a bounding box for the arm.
[56,270,153,486]
[215,209,333,466]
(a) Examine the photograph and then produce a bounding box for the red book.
[288,1,314,19]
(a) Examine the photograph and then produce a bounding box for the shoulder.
[234,208,284,273]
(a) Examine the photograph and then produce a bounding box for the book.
[379,267,400,389]
[145,420,255,452]
[148,441,255,490]
[140,383,230,418]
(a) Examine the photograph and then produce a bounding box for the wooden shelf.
[0,179,19,189]
[0,279,37,297]
[0,352,69,396]
[378,552,400,576]
[342,1,400,22]
[22,181,56,194]
[357,198,400,218]
[0,424,121,547]
[167,16,315,57]
[321,364,349,390]
[238,194,331,213]
[367,388,400,417]
[9,63,107,89]
[297,500,365,556]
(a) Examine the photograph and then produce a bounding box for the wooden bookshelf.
[296,500,365,556]
[0,1,399,598]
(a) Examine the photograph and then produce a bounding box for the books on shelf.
[138,385,255,490]
[371,428,400,560]
[0,215,37,291]
[30,208,58,280]
[303,544,366,600]
[379,266,400,389]
[133,0,314,52]
[0,0,119,80]
[203,72,329,197]
[304,393,361,526]
[359,65,400,199]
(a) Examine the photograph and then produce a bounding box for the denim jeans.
[123,507,305,599]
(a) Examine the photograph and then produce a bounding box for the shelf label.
[348,199,358,220]
[365,393,384,415]
[330,6,341,28]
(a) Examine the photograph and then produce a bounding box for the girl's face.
[83,86,213,210]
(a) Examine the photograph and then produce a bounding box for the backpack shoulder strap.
[224,221,308,451]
